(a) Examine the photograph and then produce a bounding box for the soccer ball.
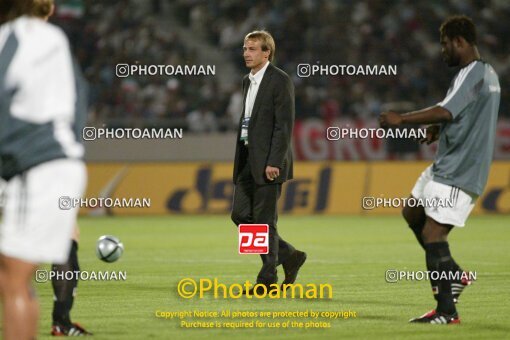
[96,235,124,263]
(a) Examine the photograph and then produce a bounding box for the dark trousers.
[231,145,295,284]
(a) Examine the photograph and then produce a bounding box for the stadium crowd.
[54,0,509,131]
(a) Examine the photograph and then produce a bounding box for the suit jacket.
[233,63,294,185]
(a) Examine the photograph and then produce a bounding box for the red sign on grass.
[238,224,269,254]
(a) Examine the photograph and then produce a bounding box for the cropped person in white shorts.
[0,1,87,338]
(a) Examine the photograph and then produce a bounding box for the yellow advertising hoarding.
[84,162,510,215]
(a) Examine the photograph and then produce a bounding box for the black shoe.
[281,250,307,287]
[452,270,474,304]
[51,322,93,336]
[409,310,460,324]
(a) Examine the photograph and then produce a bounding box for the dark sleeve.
[72,58,89,143]
[267,75,294,168]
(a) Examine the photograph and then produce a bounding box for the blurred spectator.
[186,103,219,133]
[225,84,244,129]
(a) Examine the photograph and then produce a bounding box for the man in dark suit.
[231,30,306,292]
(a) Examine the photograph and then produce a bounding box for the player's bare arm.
[380,106,452,128]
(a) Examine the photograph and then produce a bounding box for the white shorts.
[0,158,86,264]
[411,165,477,227]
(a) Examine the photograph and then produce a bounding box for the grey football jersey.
[433,60,500,195]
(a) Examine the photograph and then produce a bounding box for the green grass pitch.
[33,215,510,339]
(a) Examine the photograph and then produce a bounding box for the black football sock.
[430,256,463,301]
[451,260,460,272]
[451,260,463,276]
[425,242,457,315]
[52,240,79,326]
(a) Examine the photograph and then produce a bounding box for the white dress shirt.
[240,61,270,144]
[244,61,270,119]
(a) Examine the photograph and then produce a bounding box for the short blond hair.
[244,30,275,62]
[31,0,53,18]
